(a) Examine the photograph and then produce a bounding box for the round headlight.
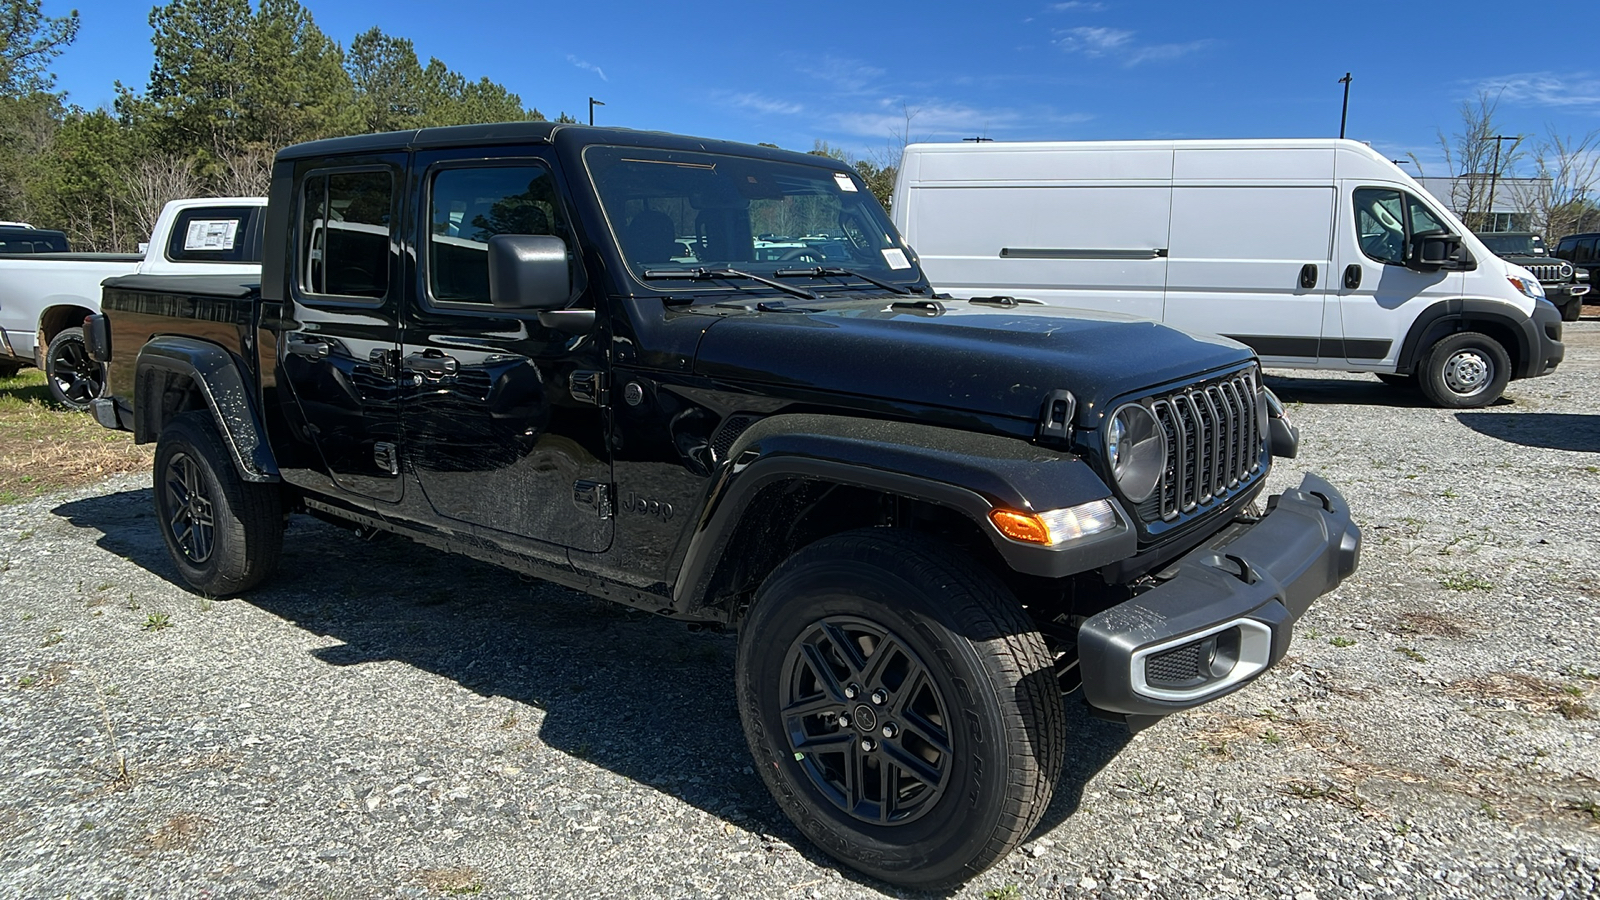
[1106,403,1167,504]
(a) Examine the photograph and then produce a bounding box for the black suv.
[1553,232,1600,316]
[1478,232,1590,321]
[88,123,1361,888]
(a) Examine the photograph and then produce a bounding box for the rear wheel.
[1417,331,1511,409]
[736,529,1065,889]
[153,411,283,595]
[45,326,105,410]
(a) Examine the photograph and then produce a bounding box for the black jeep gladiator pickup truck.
[87,123,1360,888]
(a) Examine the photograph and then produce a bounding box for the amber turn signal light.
[988,509,1051,545]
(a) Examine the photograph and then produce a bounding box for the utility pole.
[1338,73,1352,139]
[1484,135,1517,233]
[588,97,605,126]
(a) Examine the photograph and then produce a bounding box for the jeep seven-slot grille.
[1526,262,1572,283]
[1146,370,1263,522]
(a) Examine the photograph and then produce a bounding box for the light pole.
[589,97,605,126]
[1484,135,1517,233]
[1338,73,1352,139]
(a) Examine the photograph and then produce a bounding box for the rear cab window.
[165,206,263,263]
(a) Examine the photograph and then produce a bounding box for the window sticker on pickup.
[834,172,858,192]
[184,219,240,251]
[882,248,911,269]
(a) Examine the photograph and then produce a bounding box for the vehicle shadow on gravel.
[54,487,1131,897]
[1454,412,1600,452]
[1262,374,1512,408]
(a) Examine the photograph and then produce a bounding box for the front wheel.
[153,411,284,595]
[736,529,1065,889]
[45,326,106,410]
[1417,331,1511,408]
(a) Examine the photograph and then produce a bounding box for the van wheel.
[45,327,106,411]
[153,411,283,595]
[736,529,1065,889]
[1417,332,1510,408]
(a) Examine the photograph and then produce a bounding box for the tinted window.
[165,206,262,263]
[300,170,392,299]
[0,229,68,253]
[427,164,572,306]
[1577,239,1597,264]
[1353,188,1405,264]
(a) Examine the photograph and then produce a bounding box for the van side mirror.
[488,234,571,310]
[1406,230,1465,272]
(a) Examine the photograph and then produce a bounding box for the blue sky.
[47,0,1600,175]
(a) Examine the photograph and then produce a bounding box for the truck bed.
[101,274,264,402]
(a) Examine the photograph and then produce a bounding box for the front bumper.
[1078,472,1360,718]
[1529,298,1564,377]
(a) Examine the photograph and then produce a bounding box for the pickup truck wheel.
[153,411,283,595]
[45,326,106,411]
[736,529,1065,888]
[1417,331,1511,409]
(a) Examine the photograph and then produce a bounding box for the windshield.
[583,145,917,289]
[1479,233,1544,257]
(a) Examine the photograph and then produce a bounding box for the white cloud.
[1054,27,1209,66]
[829,98,1089,141]
[1477,72,1600,110]
[724,92,805,116]
[567,55,607,82]
[791,54,886,93]
[1049,1,1107,10]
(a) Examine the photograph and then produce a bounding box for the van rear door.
[1160,149,1336,364]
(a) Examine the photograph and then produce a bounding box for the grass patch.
[1394,646,1428,663]
[1447,673,1595,719]
[0,370,150,504]
[1438,573,1494,592]
[983,886,1022,900]
[419,868,485,896]
[1329,635,1356,648]
[143,612,171,631]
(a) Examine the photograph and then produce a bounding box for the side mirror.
[488,234,571,310]
[1406,230,1464,272]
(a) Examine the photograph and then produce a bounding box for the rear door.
[399,148,612,554]
[276,160,406,501]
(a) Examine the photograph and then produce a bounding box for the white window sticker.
[882,248,911,269]
[833,172,858,192]
[184,219,240,251]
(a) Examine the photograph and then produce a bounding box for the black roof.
[275,122,849,171]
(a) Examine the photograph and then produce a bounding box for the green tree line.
[0,0,574,251]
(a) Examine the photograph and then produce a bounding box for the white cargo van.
[892,139,1564,408]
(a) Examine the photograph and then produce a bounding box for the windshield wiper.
[641,267,819,300]
[773,265,921,296]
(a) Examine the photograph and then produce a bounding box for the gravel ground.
[2,327,1599,900]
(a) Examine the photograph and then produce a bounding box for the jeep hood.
[692,298,1253,426]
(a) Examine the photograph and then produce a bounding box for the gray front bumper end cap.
[1077,472,1360,720]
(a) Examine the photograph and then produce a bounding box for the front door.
[399,150,612,553]
[277,159,406,502]
[1333,183,1464,367]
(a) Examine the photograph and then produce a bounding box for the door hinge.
[573,480,614,519]
[570,370,607,406]
[373,441,399,475]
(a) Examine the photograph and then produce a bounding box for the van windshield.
[583,145,917,289]
[1479,233,1545,257]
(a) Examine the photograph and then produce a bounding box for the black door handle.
[285,335,329,359]
[404,350,459,377]
[1299,263,1318,289]
[1343,263,1363,290]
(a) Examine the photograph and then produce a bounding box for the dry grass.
[1446,673,1595,720]
[418,867,485,895]
[0,370,150,505]
[146,813,207,852]
[1394,611,1472,639]
[1191,708,1345,757]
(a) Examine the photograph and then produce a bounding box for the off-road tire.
[736,529,1066,889]
[153,411,283,595]
[1417,331,1511,409]
[44,326,106,410]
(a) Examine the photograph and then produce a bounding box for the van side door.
[397,148,612,555]
[1333,183,1464,367]
[1161,166,1336,364]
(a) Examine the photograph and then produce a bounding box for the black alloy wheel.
[737,529,1066,889]
[45,326,105,410]
[152,411,283,595]
[780,615,952,826]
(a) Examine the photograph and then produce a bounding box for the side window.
[165,206,260,263]
[300,170,392,300]
[427,163,570,306]
[1353,188,1405,265]
[1406,195,1447,235]
[1578,239,1597,264]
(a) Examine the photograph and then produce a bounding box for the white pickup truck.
[0,197,265,408]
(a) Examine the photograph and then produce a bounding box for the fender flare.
[134,336,279,482]
[1395,298,1538,378]
[670,413,1135,614]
